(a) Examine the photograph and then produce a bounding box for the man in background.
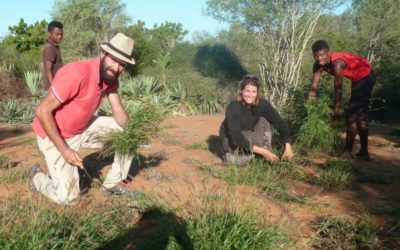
[308,40,376,160]
[42,21,63,91]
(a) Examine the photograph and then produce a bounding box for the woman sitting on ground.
[219,75,294,164]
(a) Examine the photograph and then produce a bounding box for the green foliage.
[6,18,47,52]
[0,168,29,184]
[150,22,188,56]
[0,100,35,124]
[186,206,289,250]
[24,70,42,97]
[120,75,163,97]
[167,81,198,115]
[311,216,380,249]
[314,158,355,190]
[0,154,11,169]
[193,43,247,85]
[99,102,163,157]
[0,198,137,249]
[295,98,338,153]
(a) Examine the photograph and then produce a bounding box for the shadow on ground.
[97,207,194,250]
[80,151,166,192]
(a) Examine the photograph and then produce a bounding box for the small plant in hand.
[295,98,339,153]
[98,102,163,157]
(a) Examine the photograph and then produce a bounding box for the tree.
[205,0,342,111]
[7,18,47,52]
[51,0,131,59]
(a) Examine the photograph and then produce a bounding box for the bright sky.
[0,0,229,40]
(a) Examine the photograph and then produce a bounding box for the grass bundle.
[295,98,337,153]
[98,102,163,157]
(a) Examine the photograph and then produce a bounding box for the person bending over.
[219,75,294,165]
[308,40,376,160]
[30,33,139,205]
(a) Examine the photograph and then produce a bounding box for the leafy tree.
[150,22,188,56]
[51,0,131,60]
[6,18,47,52]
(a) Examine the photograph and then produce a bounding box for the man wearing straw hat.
[30,33,140,204]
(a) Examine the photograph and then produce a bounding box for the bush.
[295,98,338,153]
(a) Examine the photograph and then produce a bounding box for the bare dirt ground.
[1,115,399,248]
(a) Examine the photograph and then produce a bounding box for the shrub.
[0,100,35,124]
[295,98,338,153]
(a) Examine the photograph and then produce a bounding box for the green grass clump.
[0,198,140,249]
[0,154,10,168]
[99,102,163,157]
[311,216,380,249]
[295,98,338,153]
[186,209,288,249]
[0,168,29,183]
[185,142,208,150]
[314,158,355,190]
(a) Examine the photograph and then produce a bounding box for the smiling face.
[313,48,330,66]
[241,84,259,105]
[100,51,127,84]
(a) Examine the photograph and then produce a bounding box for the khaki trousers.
[33,116,133,204]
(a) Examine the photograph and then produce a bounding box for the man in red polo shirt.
[30,33,139,204]
[308,40,376,160]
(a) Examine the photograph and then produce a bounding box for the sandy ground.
[1,115,399,247]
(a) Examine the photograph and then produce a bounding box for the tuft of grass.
[314,158,355,191]
[311,215,380,249]
[185,142,208,150]
[98,102,163,157]
[0,154,11,168]
[162,137,181,146]
[20,136,36,145]
[0,168,29,183]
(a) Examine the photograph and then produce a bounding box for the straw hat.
[100,33,135,64]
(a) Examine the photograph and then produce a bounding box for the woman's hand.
[262,150,279,162]
[281,143,294,160]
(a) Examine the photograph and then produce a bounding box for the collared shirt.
[32,58,119,139]
[42,40,63,90]
[313,52,372,82]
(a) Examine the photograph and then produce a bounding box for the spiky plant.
[98,102,163,157]
[24,71,42,97]
[168,81,197,114]
[120,75,163,98]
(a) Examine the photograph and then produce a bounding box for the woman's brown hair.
[235,75,261,106]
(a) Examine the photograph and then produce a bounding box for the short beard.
[100,58,119,84]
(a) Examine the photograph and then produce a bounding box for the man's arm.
[36,91,83,168]
[332,60,346,118]
[308,70,321,99]
[44,61,54,86]
[108,90,129,128]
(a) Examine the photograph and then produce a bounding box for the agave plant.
[120,76,163,98]
[198,96,222,114]
[24,71,42,97]
[0,100,35,124]
[167,81,197,115]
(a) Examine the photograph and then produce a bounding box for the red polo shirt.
[32,58,118,139]
[320,52,372,82]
